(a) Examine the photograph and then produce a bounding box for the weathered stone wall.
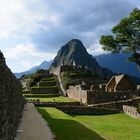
[56,106,120,115]
[67,85,134,105]
[123,105,140,119]
[34,102,80,107]
[91,97,140,110]
[67,85,83,102]
[60,65,90,73]
[0,51,24,140]
[34,102,120,115]
[67,86,87,104]
[87,91,133,104]
[31,87,58,94]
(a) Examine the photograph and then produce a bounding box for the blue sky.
[0,0,140,72]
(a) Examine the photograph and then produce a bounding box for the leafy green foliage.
[60,72,72,89]
[100,35,118,53]
[21,69,53,87]
[29,74,42,87]
[100,8,140,67]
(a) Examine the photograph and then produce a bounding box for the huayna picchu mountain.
[50,39,114,79]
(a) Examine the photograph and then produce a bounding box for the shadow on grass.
[37,108,106,140]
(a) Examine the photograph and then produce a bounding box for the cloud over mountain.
[0,0,139,72]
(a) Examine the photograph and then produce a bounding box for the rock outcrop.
[50,39,113,79]
[0,51,24,140]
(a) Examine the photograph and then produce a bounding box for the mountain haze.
[95,53,140,77]
[15,61,52,78]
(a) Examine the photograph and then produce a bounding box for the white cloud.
[87,42,108,56]
[3,43,56,72]
[0,0,139,72]
[0,0,60,39]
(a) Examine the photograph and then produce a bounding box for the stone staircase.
[31,76,59,94]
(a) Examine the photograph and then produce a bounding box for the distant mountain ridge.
[15,40,140,81]
[95,53,140,77]
[50,39,114,78]
[14,61,52,78]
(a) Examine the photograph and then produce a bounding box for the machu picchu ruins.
[1,4,140,139]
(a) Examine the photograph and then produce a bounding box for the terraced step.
[38,81,56,87]
[23,94,60,98]
[31,86,58,94]
[42,77,55,81]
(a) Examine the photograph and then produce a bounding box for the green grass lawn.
[27,96,78,102]
[75,114,140,140]
[37,107,105,140]
[37,107,140,140]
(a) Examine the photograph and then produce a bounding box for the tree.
[100,8,140,70]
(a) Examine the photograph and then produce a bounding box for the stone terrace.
[31,76,59,94]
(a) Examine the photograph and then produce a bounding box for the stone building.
[67,74,136,105]
[67,84,133,105]
[105,74,135,92]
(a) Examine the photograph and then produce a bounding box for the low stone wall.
[31,87,58,94]
[34,102,119,115]
[56,106,120,115]
[123,105,140,119]
[34,102,80,107]
[0,51,24,140]
[24,94,60,98]
[90,97,140,110]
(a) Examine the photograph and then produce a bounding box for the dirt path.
[15,103,55,140]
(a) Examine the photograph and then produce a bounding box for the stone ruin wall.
[67,85,134,105]
[123,105,140,119]
[56,106,120,115]
[92,97,140,110]
[31,87,58,94]
[0,51,24,140]
[87,91,133,104]
[60,65,90,73]
[67,85,88,104]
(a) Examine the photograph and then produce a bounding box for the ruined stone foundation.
[0,51,24,140]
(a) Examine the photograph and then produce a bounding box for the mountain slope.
[50,39,114,78]
[15,61,52,78]
[95,53,140,77]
